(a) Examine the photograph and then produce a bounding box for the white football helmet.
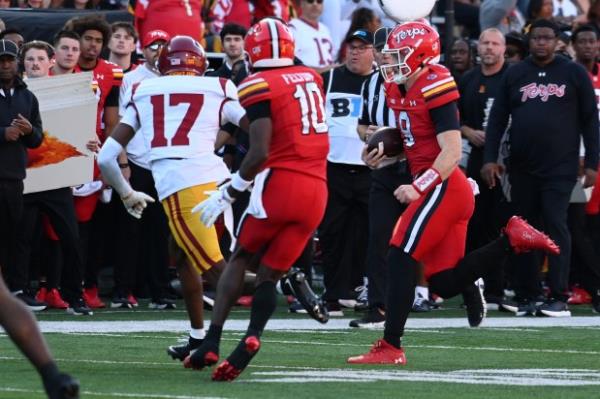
[377,0,437,22]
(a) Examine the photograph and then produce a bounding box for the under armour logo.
[409,100,416,106]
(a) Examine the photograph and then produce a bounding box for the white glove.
[192,183,235,227]
[121,190,155,219]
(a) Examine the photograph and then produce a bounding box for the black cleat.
[167,337,204,361]
[462,279,486,327]
[349,307,385,328]
[284,269,329,324]
[45,373,79,399]
[183,340,219,370]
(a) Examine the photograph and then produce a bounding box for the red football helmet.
[157,35,208,76]
[244,18,295,68]
[381,21,440,84]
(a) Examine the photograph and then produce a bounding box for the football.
[377,0,436,22]
[366,127,404,157]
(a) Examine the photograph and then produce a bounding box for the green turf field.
[1,299,599,399]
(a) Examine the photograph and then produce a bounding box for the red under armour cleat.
[212,335,261,382]
[83,287,106,309]
[36,287,47,303]
[45,288,68,309]
[347,339,407,365]
[236,295,253,307]
[568,286,592,305]
[127,293,138,308]
[504,216,560,255]
[183,343,219,370]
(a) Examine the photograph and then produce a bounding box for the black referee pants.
[466,148,512,299]
[0,179,23,282]
[320,162,371,302]
[365,161,411,309]
[509,170,575,302]
[9,187,83,303]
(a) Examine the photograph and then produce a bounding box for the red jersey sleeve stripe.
[425,89,460,110]
[240,88,271,107]
[238,77,266,91]
[421,76,454,93]
[238,81,269,97]
[422,81,457,99]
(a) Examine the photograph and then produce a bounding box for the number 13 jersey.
[121,75,246,200]
[237,65,329,181]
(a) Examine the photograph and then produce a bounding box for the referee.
[320,29,375,316]
[349,28,415,328]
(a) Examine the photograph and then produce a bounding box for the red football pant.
[390,168,475,279]
[237,169,327,271]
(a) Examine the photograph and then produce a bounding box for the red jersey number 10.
[293,82,328,135]
[150,93,205,148]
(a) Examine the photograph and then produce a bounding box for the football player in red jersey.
[347,21,561,365]
[66,15,125,309]
[185,18,329,381]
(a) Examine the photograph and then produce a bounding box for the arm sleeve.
[246,100,271,122]
[0,127,6,143]
[22,94,44,149]
[97,136,132,197]
[429,101,461,134]
[221,100,246,127]
[576,65,600,169]
[483,71,511,164]
[221,122,237,136]
[105,85,120,108]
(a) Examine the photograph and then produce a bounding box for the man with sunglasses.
[289,0,335,73]
[110,29,173,312]
[319,29,375,316]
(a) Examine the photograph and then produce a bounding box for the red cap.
[142,30,170,48]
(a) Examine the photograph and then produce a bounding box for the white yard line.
[20,316,600,334]
[0,387,227,399]
[249,368,600,386]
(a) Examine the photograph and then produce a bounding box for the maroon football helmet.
[157,35,208,76]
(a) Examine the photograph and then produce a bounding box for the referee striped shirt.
[358,69,396,128]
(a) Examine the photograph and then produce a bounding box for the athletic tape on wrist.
[230,172,253,192]
[412,168,441,195]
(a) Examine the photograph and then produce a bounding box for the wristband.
[119,163,130,169]
[412,168,441,195]
[230,172,253,192]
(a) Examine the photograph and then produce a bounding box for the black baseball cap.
[345,29,374,45]
[374,27,392,50]
[0,40,18,58]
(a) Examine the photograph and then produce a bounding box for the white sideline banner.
[24,72,97,194]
